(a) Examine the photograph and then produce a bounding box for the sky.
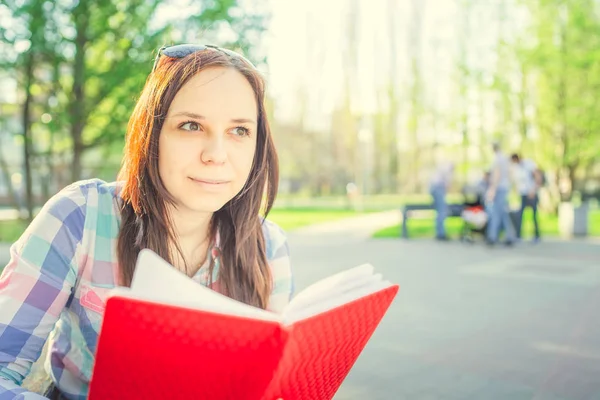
[0,0,519,148]
[263,0,464,132]
[261,0,534,148]
[0,0,499,131]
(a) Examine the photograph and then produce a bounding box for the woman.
[0,44,293,399]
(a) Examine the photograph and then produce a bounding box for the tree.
[404,0,426,193]
[0,0,50,221]
[0,0,269,207]
[520,0,600,200]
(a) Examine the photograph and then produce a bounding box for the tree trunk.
[42,59,62,202]
[70,1,88,182]
[556,5,569,201]
[21,51,35,222]
[406,0,425,193]
[457,0,471,186]
[568,165,576,197]
[387,0,399,193]
[0,136,21,211]
[518,64,529,142]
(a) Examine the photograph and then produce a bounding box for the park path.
[290,209,400,241]
[285,211,600,399]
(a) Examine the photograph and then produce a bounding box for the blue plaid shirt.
[0,179,293,399]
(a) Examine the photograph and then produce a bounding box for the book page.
[286,272,386,317]
[282,263,394,325]
[285,264,375,313]
[283,280,392,325]
[108,249,280,323]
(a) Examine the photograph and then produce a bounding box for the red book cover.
[88,250,399,400]
[262,286,399,400]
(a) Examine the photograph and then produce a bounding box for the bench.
[400,203,465,238]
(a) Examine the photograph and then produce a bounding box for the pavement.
[1,212,600,399]
[285,214,600,400]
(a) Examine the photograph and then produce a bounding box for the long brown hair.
[116,48,279,309]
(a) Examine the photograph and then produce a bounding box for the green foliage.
[1,0,269,188]
[0,218,28,243]
[517,0,600,195]
[372,218,464,239]
[1,0,598,203]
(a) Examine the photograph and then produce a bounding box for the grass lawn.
[0,207,368,244]
[0,219,28,243]
[3,207,598,242]
[267,207,368,231]
[373,209,600,239]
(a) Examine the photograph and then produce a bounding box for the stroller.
[460,185,489,243]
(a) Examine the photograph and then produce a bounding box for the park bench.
[400,203,465,238]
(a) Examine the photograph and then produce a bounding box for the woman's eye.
[180,121,201,131]
[232,126,250,137]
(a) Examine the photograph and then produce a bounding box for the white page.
[286,273,385,316]
[285,264,375,313]
[109,249,280,323]
[108,249,393,328]
[283,279,394,325]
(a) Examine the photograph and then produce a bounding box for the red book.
[89,249,399,400]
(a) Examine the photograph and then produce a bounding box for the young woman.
[0,44,293,399]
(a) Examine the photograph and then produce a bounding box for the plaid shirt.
[0,179,293,399]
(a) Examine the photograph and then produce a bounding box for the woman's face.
[158,66,258,214]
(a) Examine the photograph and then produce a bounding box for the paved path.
[292,210,400,237]
[1,212,600,399]
[286,217,600,400]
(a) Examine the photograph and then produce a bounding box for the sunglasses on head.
[151,44,255,72]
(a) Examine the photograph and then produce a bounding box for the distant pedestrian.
[429,161,454,240]
[511,153,541,242]
[475,171,491,207]
[486,143,515,246]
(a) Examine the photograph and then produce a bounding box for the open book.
[88,249,399,400]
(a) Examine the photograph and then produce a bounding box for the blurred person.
[475,171,491,207]
[346,182,360,211]
[511,153,541,242]
[0,44,292,399]
[486,142,515,246]
[429,161,454,241]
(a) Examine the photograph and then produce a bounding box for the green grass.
[274,193,461,210]
[0,207,369,244]
[267,207,368,231]
[373,217,464,239]
[0,219,28,243]
[2,206,598,243]
[373,209,600,239]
